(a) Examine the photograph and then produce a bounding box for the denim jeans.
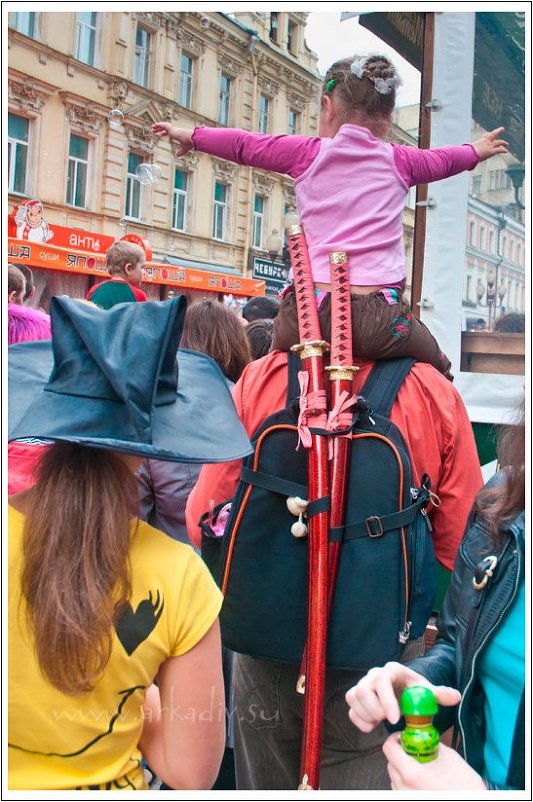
[232,638,425,791]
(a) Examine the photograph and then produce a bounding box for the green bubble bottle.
[400,685,440,762]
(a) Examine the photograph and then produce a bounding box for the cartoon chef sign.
[14,199,53,243]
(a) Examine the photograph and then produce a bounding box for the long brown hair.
[21,443,137,695]
[180,299,251,383]
[474,398,525,543]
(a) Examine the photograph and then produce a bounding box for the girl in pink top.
[153,54,507,379]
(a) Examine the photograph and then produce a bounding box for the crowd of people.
[7,50,525,794]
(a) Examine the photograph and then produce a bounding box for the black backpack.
[201,356,437,671]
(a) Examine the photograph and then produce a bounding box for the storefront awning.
[8,238,265,298]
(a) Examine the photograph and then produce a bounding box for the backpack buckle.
[366,516,384,538]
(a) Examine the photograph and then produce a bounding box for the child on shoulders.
[153,54,507,379]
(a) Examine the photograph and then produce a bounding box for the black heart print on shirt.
[115,590,164,655]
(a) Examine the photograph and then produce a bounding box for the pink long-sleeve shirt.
[192,124,479,286]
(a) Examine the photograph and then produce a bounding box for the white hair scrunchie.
[350,57,367,79]
[350,56,403,95]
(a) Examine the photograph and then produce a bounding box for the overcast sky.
[305,11,421,107]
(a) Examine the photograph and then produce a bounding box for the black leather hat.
[8,295,251,463]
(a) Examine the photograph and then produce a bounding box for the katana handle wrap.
[329,251,353,370]
[287,226,323,344]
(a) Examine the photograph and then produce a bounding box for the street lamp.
[505,162,525,210]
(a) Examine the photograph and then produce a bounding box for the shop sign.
[8,200,115,252]
[252,256,288,295]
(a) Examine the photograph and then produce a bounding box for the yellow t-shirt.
[8,505,223,790]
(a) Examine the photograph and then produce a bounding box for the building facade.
[8,10,320,301]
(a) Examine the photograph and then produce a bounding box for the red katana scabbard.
[325,252,358,618]
[286,224,329,792]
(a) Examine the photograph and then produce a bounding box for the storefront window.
[461,11,525,375]
[8,114,29,195]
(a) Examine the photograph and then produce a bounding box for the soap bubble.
[118,217,128,227]
[109,109,124,129]
[135,162,161,185]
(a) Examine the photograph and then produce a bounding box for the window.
[269,12,279,43]
[471,175,482,195]
[134,26,151,87]
[218,74,231,126]
[66,134,89,208]
[501,235,507,258]
[288,109,299,135]
[259,95,269,134]
[479,226,486,251]
[75,12,96,65]
[469,220,475,244]
[288,21,298,54]
[465,275,472,301]
[489,230,494,253]
[509,240,515,262]
[180,54,193,109]
[252,194,265,249]
[8,113,29,194]
[489,168,511,191]
[517,243,522,264]
[125,152,143,219]
[11,11,35,37]
[172,169,188,231]
[213,181,228,240]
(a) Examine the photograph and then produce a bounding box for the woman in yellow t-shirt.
[7,295,251,791]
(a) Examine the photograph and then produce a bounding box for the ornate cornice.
[217,52,244,78]
[176,29,206,56]
[175,151,200,170]
[252,171,274,194]
[287,91,307,112]
[8,71,57,115]
[124,121,156,154]
[212,158,237,183]
[257,75,279,97]
[136,12,165,31]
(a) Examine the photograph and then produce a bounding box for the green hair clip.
[325,78,336,92]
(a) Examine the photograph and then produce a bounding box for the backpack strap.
[286,350,301,405]
[359,358,416,418]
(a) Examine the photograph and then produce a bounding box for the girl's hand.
[151,122,194,155]
[383,733,487,791]
[472,127,509,161]
[345,661,461,732]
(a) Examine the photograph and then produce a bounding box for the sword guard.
[291,340,330,359]
[325,365,359,380]
[296,674,306,694]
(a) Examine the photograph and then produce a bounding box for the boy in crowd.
[86,242,147,309]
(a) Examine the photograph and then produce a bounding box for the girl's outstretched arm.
[152,122,320,179]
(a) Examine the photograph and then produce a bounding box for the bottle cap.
[400,685,438,716]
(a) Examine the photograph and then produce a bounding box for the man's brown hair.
[106,242,145,275]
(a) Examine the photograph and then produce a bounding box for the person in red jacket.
[86,241,147,309]
[185,349,483,791]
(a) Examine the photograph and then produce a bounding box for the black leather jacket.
[407,474,525,790]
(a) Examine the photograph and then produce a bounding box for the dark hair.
[21,444,136,694]
[11,262,34,302]
[246,318,275,360]
[180,299,251,383]
[474,397,525,544]
[493,312,525,334]
[8,264,25,296]
[323,55,397,131]
[242,295,280,323]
